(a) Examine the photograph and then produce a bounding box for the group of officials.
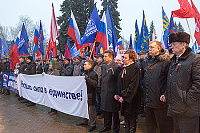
[0,31,199,133]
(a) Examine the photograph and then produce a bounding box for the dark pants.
[104,111,120,132]
[145,107,173,133]
[124,115,137,133]
[95,87,102,115]
[173,116,199,133]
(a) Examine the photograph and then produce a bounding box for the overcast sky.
[0,0,200,46]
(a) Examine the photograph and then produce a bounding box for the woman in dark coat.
[115,50,140,133]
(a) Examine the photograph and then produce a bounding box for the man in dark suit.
[99,50,122,133]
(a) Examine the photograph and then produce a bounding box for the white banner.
[17,74,89,119]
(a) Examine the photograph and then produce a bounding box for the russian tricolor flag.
[95,11,108,53]
[33,23,39,46]
[67,11,82,50]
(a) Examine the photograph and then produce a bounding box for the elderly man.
[161,32,200,133]
[142,40,173,133]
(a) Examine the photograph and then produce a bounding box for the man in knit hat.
[73,56,84,76]
[161,31,200,133]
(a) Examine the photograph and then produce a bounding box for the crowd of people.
[0,31,200,133]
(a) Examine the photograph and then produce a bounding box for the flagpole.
[90,41,96,59]
[186,18,196,53]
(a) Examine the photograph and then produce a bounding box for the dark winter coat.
[1,61,10,73]
[44,64,49,74]
[101,60,122,112]
[48,61,61,76]
[166,47,200,117]
[119,63,140,116]
[93,61,104,87]
[61,63,73,76]
[19,61,27,74]
[37,64,43,74]
[73,61,84,76]
[142,53,170,108]
[25,61,36,75]
[83,68,98,105]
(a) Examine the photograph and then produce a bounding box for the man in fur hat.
[160,31,200,133]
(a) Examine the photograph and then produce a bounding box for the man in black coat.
[116,50,140,133]
[93,53,104,118]
[61,58,73,76]
[99,50,122,133]
[44,60,49,74]
[16,56,27,100]
[161,32,200,133]
[142,41,173,133]
[36,60,43,74]
[1,58,10,95]
[76,60,98,132]
[25,56,36,106]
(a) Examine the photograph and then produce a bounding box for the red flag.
[50,3,58,57]
[35,50,42,60]
[191,0,200,47]
[172,0,198,18]
[45,39,51,60]
[65,43,72,58]
[10,41,19,70]
[90,43,97,57]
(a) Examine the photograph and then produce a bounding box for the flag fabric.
[2,35,9,58]
[67,11,82,50]
[38,20,44,55]
[70,43,80,59]
[106,3,118,56]
[140,10,149,51]
[117,38,123,50]
[64,39,72,58]
[33,44,41,60]
[192,41,198,53]
[10,40,19,70]
[90,43,97,57]
[129,34,133,50]
[98,43,103,54]
[33,24,39,46]
[82,6,101,47]
[160,31,165,48]
[134,19,142,54]
[172,0,198,18]
[191,0,200,52]
[95,11,108,52]
[17,23,29,55]
[50,3,58,57]
[162,7,170,49]
[0,38,2,59]
[169,13,176,33]
[45,39,51,60]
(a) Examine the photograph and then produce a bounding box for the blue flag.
[18,23,29,55]
[140,10,149,51]
[70,43,79,59]
[134,19,142,54]
[38,20,44,55]
[162,7,171,49]
[129,34,133,50]
[169,13,176,33]
[82,5,101,45]
[0,38,2,59]
[106,3,118,56]
[2,35,9,59]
